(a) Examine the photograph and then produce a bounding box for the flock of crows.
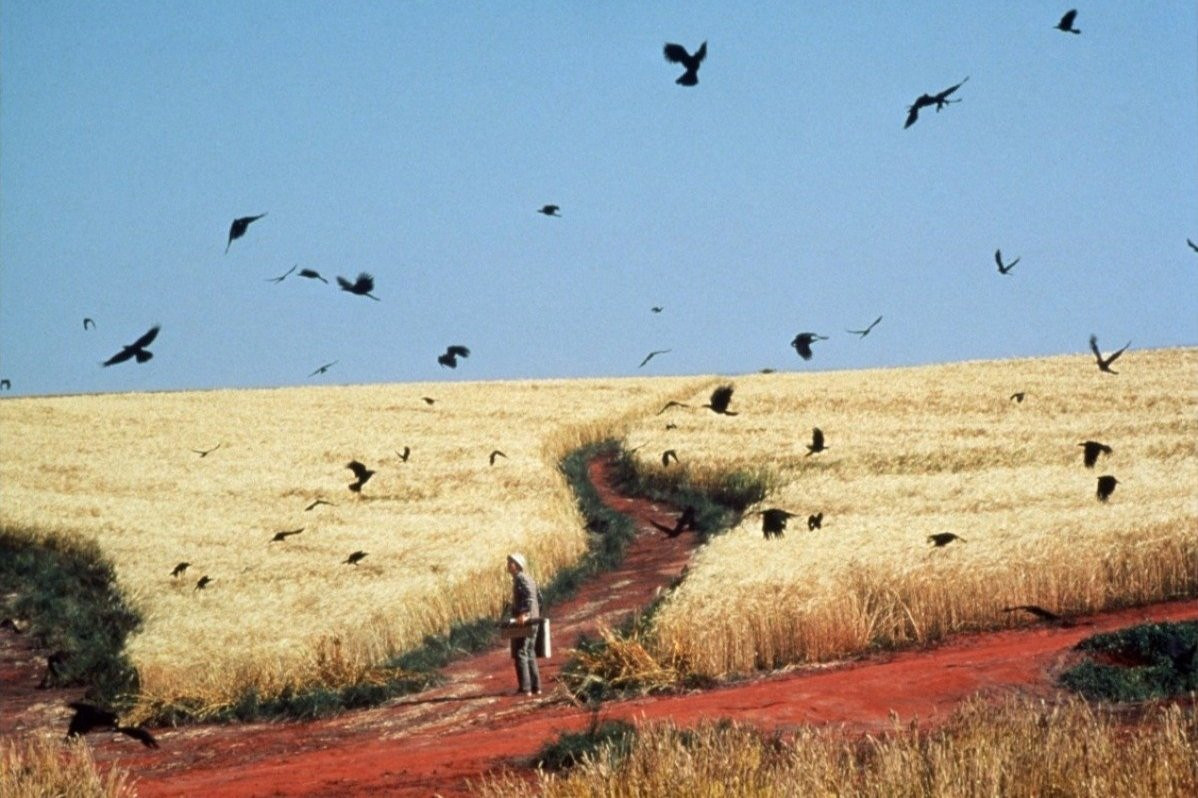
[7,6,1194,749]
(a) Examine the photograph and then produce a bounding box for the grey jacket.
[511,571,541,619]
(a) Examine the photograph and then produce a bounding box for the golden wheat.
[475,698,1198,798]
[0,736,135,798]
[0,376,711,714]
[625,348,1198,676]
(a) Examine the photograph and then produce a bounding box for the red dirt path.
[4,455,1196,797]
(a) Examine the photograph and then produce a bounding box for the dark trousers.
[511,635,540,693]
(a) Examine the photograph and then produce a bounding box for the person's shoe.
[516,689,531,696]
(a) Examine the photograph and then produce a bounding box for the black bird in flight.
[703,385,738,415]
[791,332,828,360]
[661,449,679,467]
[270,528,304,542]
[66,702,159,748]
[928,532,965,547]
[438,345,471,368]
[663,40,707,86]
[807,512,823,531]
[1055,9,1081,34]
[1003,605,1072,626]
[171,562,190,578]
[489,449,508,466]
[346,460,375,492]
[995,249,1020,274]
[421,396,436,405]
[102,325,160,367]
[1010,392,1026,403]
[1079,440,1112,468]
[806,427,828,456]
[759,508,796,539]
[537,204,561,217]
[266,265,297,284]
[305,498,334,511]
[0,379,9,390]
[83,317,96,330]
[337,272,380,300]
[651,306,664,313]
[1188,238,1198,253]
[904,76,969,128]
[298,268,329,283]
[194,575,212,590]
[1089,334,1130,374]
[639,349,671,368]
[847,316,882,338]
[226,213,266,253]
[344,550,368,566]
[397,446,411,463]
[309,361,338,377]
[657,400,691,415]
[1096,474,1119,502]
[191,443,221,458]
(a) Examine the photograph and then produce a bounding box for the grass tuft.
[1060,620,1198,701]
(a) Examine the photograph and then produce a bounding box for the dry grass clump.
[475,697,1198,797]
[627,348,1198,676]
[0,736,135,798]
[0,376,710,715]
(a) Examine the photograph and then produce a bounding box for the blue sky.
[2,2,1195,396]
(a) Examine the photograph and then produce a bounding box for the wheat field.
[2,349,1195,712]
[623,347,1198,676]
[0,376,710,713]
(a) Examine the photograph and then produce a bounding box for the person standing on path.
[506,553,541,696]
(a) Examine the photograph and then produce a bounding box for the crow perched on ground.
[346,460,375,492]
[537,205,561,217]
[65,702,159,748]
[904,77,969,128]
[1003,605,1073,626]
[1096,474,1119,502]
[270,528,304,542]
[102,325,160,367]
[806,427,828,455]
[226,213,266,253]
[298,268,329,283]
[995,249,1020,274]
[663,40,707,86]
[489,449,508,465]
[661,449,679,467]
[266,265,296,283]
[344,550,368,566]
[791,332,828,360]
[1055,9,1081,34]
[639,349,671,368]
[847,316,882,338]
[438,345,470,368]
[807,512,823,531]
[1089,335,1130,374]
[928,532,965,547]
[760,509,796,539]
[1079,440,1112,468]
[703,385,737,415]
[337,272,380,300]
[171,562,190,578]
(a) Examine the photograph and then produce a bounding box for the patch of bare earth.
[4,454,1195,797]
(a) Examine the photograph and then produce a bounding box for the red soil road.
[4,455,1196,797]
